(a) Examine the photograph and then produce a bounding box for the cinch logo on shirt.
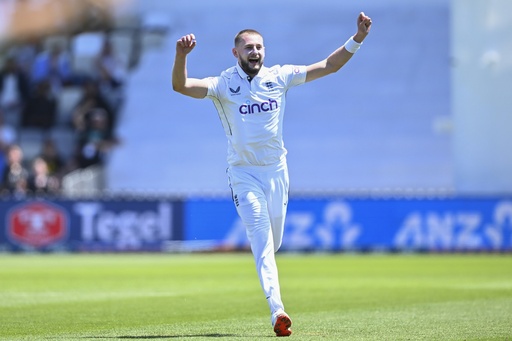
[239,99,278,115]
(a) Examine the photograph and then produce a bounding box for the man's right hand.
[176,34,197,56]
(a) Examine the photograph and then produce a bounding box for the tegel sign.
[0,199,183,252]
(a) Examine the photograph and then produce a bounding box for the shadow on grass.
[81,334,272,339]
[110,336,232,339]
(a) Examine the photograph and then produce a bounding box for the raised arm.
[305,12,372,83]
[172,33,209,99]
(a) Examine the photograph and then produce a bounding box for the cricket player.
[172,12,372,337]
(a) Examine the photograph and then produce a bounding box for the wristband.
[343,36,362,54]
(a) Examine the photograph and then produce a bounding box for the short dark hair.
[234,29,262,46]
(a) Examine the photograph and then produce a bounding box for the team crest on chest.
[265,81,276,91]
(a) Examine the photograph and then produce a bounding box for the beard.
[239,56,263,77]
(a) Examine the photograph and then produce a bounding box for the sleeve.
[206,76,221,99]
[280,64,307,89]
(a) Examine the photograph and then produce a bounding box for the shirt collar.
[235,63,267,82]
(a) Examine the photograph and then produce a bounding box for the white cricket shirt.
[206,63,307,167]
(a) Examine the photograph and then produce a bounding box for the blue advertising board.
[185,197,512,252]
[1,196,511,252]
[0,199,183,252]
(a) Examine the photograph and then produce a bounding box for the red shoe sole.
[274,314,292,337]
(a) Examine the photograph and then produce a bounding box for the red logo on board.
[8,202,68,248]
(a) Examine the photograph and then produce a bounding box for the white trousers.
[227,160,289,317]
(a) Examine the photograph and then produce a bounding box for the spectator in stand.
[30,42,88,95]
[71,80,115,134]
[30,43,73,94]
[75,107,118,169]
[0,56,31,126]
[27,156,60,196]
[21,79,57,132]
[39,138,66,178]
[0,109,17,176]
[1,144,29,197]
[10,37,44,76]
[96,38,126,114]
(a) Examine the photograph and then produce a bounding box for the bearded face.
[233,33,265,77]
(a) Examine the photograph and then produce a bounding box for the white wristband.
[343,36,362,54]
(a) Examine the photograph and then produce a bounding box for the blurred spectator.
[21,79,57,132]
[71,80,115,134]
[27,156,60,196]
[96,38,127,113]
[0,109,17,148]
[75,108,119,169]
[39,138,66,178]
[1,144,29,197]
[30,43,72,94]
[10,38,44,76]
[31,43,88,95]
[0,56,31,125]
[0,109,17,176]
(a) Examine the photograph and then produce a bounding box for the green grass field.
[1,253,511,341]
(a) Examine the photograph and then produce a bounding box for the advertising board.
[185,197,512,252]
[0,199,183,252]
